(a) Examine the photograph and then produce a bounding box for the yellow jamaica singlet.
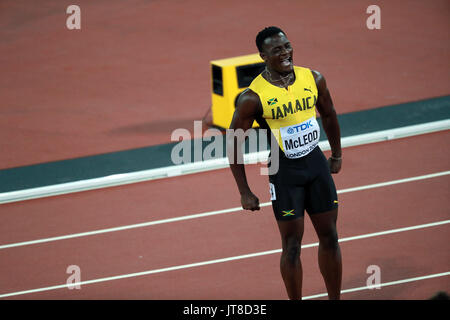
[248,66,320,159]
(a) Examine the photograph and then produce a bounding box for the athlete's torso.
[248,66,320,159]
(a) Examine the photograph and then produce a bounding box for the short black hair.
[255,26,286,52]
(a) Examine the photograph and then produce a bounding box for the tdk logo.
[287,120,313,134]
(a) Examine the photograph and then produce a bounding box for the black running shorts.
[268,146,338,221]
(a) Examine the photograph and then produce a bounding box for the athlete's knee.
[282,238,302,265]
[319,229,339,250]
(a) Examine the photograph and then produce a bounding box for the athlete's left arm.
[312,70,342,174]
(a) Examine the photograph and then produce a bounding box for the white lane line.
[0,219,448,298]
[303,272,450,300]
[1,119,449,204]
[1,170,449,250]
[337,171,450,194]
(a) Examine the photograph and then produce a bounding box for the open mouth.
[280,57,292,67]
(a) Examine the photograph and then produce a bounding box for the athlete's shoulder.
[248,72,266,91]
[309,69,327,91]
[294,65,316,81]
[293,65,313,73]
[309,69,321,79]
[237,88,261,105]
[293,65,310,71]
[232,88,263,123]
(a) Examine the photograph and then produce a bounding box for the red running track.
[0,131,449,299]
[1,0,449,168]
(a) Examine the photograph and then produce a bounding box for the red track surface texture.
[0,131,449,299]
[0,0,448,301]
[0,0,449,168]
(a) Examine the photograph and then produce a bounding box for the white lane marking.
[337,171,450,194]
[1,119,449,204]
[303,272,450,300]
[0,219,448,298]
[0,170,449,250]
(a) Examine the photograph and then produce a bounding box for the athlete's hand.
[328,157,342,174]
[240,191,260,211]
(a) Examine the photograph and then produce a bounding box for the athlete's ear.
[259,52,268,62]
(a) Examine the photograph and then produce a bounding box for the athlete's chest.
[262,83,318,121]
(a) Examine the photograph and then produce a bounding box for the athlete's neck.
[265,67,295,88]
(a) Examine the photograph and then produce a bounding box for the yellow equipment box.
[210,53,265,129]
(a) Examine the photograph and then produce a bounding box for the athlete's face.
[260,33,293,74]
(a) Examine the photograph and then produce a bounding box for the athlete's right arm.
[227,89,262,211]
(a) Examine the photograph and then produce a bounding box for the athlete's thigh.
[276,217,305,248]
[304,149,338,215]
[309,208,338,240]
[269,169,306,221]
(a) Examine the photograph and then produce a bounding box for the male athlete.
[228,26,343,300]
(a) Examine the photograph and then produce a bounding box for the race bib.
[269,183,276,200]
[279,117,320,159]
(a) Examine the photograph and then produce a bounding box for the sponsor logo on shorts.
[282,210,295,217]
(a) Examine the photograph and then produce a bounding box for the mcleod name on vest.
[279,117,321,159]
[270,96,317,120]
[285,129,319,151]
